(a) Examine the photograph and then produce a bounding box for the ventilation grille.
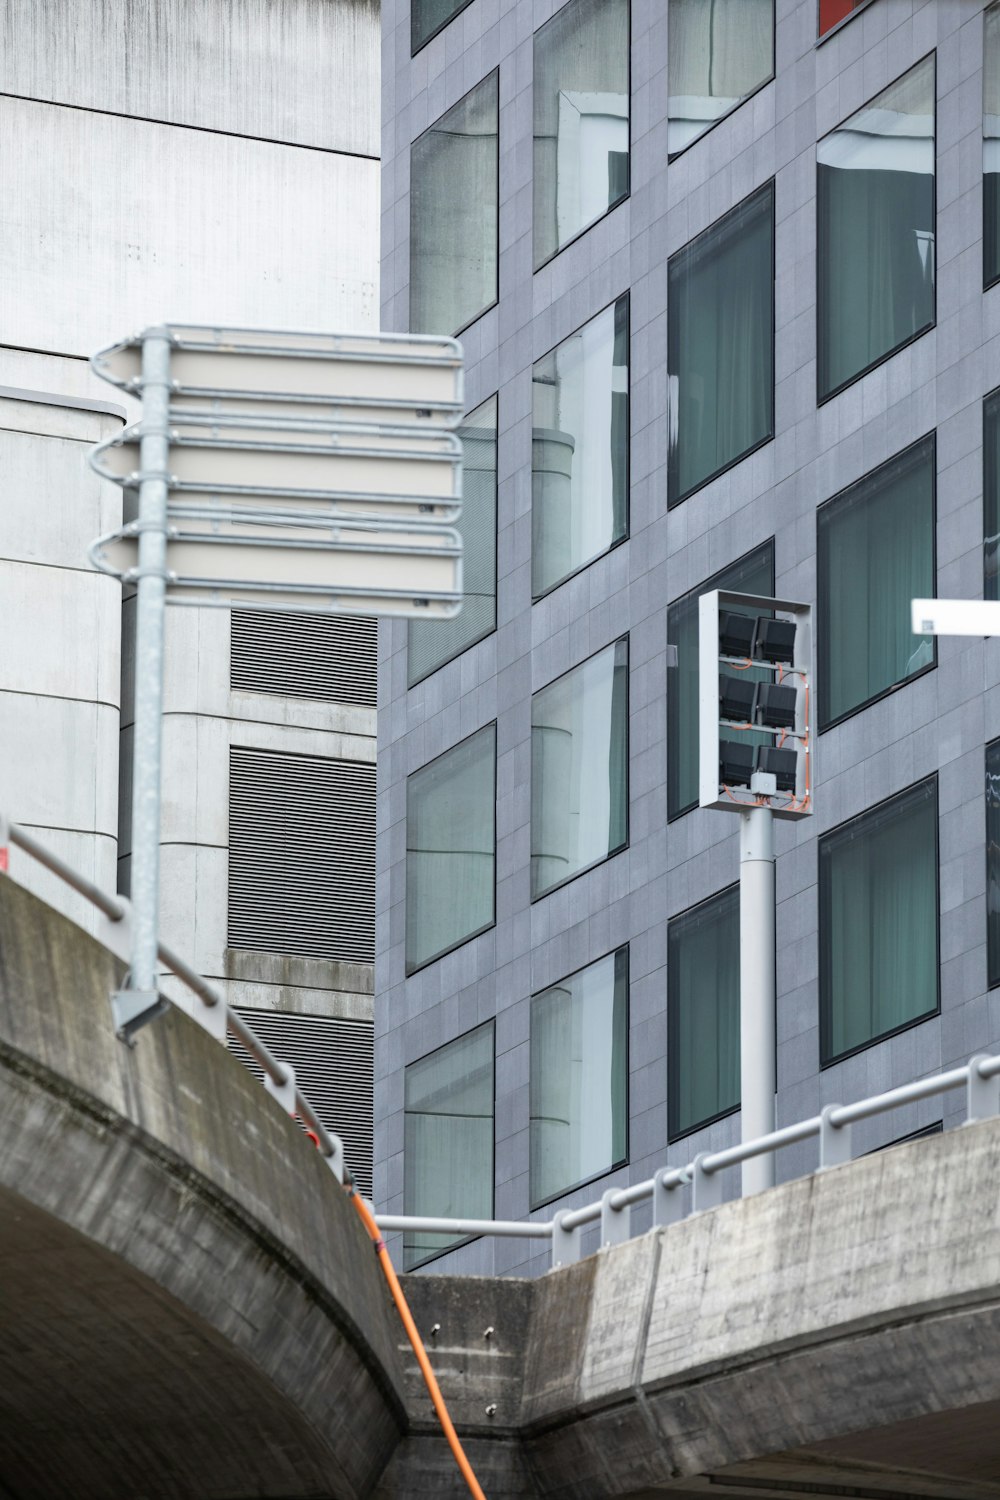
[228,746,375,962]
[231,610,377,706]
[229,1007,373,1198]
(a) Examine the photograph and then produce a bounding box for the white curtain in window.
[406,724,495,971]
[668,0,773,154]
[531,640,628,898]
[404,1024,494,1267]
[530,950,627,1204]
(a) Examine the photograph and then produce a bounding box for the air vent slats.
[231,609,376,706]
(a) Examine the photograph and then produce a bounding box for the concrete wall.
[1,0,380,1022]
[376,0,1000,1276]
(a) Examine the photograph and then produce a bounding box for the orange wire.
[348,1191,488,1500]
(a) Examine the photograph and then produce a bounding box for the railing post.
[265,1062,297,1116]
[966,1053,1000,1123]
[600,1189,630,1248]
[190,991,228,1043]
[652,1167,685,1228]
[550,1210,580,1270]
[819,1104,852,1167]
[691,1153,723,1212]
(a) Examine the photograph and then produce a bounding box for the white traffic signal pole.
[740,806,776,1195]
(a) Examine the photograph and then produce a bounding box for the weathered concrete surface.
[380,1124,1000,1498]
[0,876,405,1498]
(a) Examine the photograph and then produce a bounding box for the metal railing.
[380,1052,1000,1268]
[0,814,348,1185]
[5,813,1000,1273]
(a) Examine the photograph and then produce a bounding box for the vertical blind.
[532,295,629,597]
[531,638,628,899]
[404,1022,494,1268]
[530,948,628,1205]
[231,610,376,706]
[228,747,375,963]
[405,723,496,972]
[817,55,935,399]
[229,1007,374,1199]
[820,777,939,1065]
[668,886,740,1139]
[818,436,935,728]
[668,182,774,505]
[410,72,499,335]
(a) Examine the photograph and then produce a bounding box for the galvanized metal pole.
[112,329,171,1040]
[739,806,776,1195]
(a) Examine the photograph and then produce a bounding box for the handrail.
[1,814,348,1185]
[5,813,1000,1275]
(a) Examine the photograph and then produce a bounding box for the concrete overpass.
[3,873,1000,1498]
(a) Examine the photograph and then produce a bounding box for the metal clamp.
[691,1153,723,1213]
[819,1104,852,1167]
[966,1053,1000,1123]
[600,1189,630,1248]
[652,1167,684,1227]
[550,1210,581,1270]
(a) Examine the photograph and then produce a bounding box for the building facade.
[376,0,1000,1272]
[1,0,381,1190]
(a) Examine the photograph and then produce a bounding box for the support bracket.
[819,1103,852,1167]
[112,987,168,1045]
[265,1062,297,1116]
[549,1210,581,1270]
[966,1053,1000,1123]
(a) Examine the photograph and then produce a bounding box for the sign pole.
[739,805,776,1195]
[112,328,171,1040]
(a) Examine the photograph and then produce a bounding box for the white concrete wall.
[1,0,379,1020]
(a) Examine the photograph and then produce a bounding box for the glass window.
[817,56,935,401]
[667,183,774,506]
[817,436,935,730]
[406,723,496,973]
[412,0,474,54]
[668,886,740,1139]
[988,740,1000,989]
[532,296,629,597]
[533,0,630,268]
[820,777,939,1066]
[403,1023,494,1269]
[987,7,1000,288]
[667,0,773,156]
[410,72,499,336]
[409,395,498,684]
[819,0,872,38]
[667,542,774,821]
[530,948,628,1205]
[531,638,628,899]
[987,391,1000,598]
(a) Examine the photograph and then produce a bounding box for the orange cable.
[348,1190,488,1500]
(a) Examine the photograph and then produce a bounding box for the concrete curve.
[0,876,406,1499]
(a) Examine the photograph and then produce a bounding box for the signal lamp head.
[756,745,797,792]
[719,612,755,658]
[719,676,757,723]
[757,683,797,730]
[754,618,796,665]
[720,740,755,787]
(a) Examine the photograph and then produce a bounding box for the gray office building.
[376,0,1000,1274]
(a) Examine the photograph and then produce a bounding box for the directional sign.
[89,420,462,523]
[91,325,464,429]
[911,597,1000,637]
[90,523,463,619]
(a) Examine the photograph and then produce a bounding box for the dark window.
[412,0,475,54]
[668,183,774,505]
[667,541,774,820]
[817,436,935,729]
[817,56,935,401]
[819,777,939,1066]
[987,740,1000,989]
[668,886,740,1139]
[985,390,1000,599]
[987,6,1000,287]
